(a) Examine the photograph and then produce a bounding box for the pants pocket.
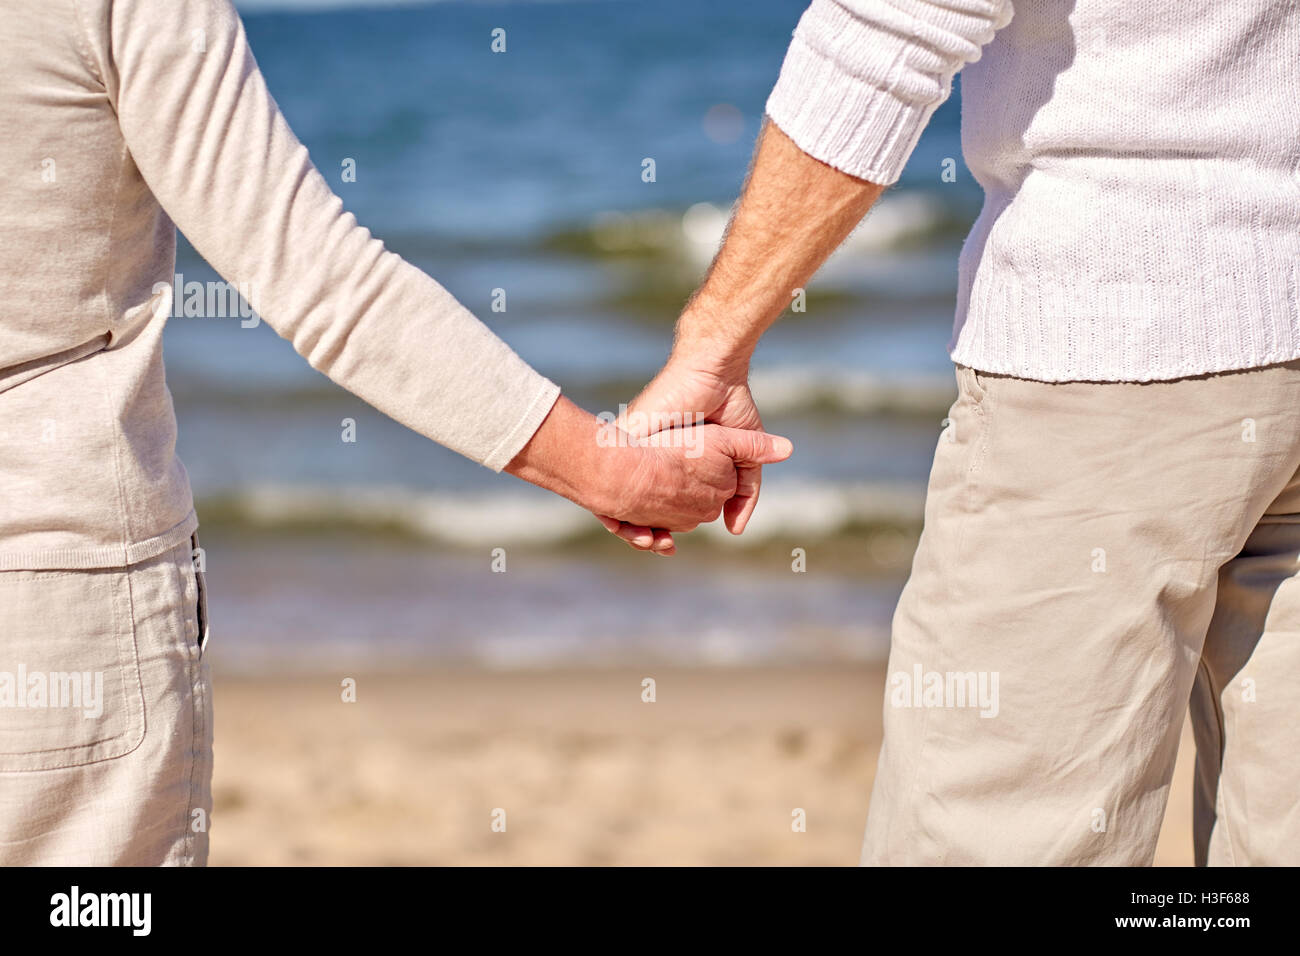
[186,534,209,658]
[0,569,146,772]
[954,363,989,406]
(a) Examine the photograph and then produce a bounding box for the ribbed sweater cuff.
[764,6,935,185]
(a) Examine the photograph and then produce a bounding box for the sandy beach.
[208,664,1197,866]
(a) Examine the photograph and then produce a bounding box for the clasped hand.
[505,349,784,556]
[595,349,772,555]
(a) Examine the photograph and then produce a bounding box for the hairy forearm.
[674,119,886,367]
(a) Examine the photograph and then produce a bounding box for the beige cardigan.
[0,0,559,569]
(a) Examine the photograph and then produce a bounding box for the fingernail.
[773,437,793,456]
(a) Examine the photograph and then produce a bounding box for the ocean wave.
[539,190,969,268]
[172,366,956,419]
[198,477,926,547]
[340,189,968,267]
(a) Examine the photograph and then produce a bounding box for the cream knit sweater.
[0,0,560,569]
[767,0,1300,383]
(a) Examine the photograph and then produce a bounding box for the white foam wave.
[213,477,925,545]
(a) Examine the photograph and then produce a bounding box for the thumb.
[713,427,793,465]
[622,385,688,439]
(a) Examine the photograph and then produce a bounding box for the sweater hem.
[0,510,198,572]
[481,379,562,473]
[949,345,1300,384]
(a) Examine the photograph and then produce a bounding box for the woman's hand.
[505,396,790,554]
[598,420,790,533]
[598,343,766,552]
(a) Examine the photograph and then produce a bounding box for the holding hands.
[596,339,765,554]
[505,359,786,555]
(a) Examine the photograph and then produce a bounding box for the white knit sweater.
[767,0,1300,383]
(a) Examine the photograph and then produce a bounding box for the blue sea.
[169,0,984,670]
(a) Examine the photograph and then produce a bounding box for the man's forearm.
[674,120,886,366]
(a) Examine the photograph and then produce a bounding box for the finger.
[597,514,656,549]
[619,382,670,438]
[623,374,714,439]
[600,512,679,552]
[723,462,762,534]
[715,428,794,465]
[614,521,657,550]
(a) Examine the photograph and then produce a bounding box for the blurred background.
[182,0,1195,864]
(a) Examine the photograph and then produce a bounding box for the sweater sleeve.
[92,0,559,471]
[765,0,1014,185]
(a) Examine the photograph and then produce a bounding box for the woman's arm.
[76,0,790,533]
[89,0,553,470]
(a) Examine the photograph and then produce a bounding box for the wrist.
[671,304,756,380]
[504,396,632,516]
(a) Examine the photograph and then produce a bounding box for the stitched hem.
[0,510,198,571]
[481,380,562,473]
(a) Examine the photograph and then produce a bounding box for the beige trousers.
[863,362,1300,866]
[0,537,212,865]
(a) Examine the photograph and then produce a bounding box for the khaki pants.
[0,537,212,865]
[863,362,1300,866]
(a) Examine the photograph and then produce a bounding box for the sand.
[208,664,1197,866]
